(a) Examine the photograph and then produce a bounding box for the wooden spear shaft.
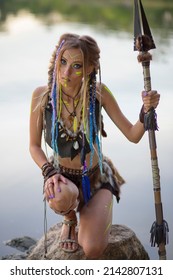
[138,53,167,260]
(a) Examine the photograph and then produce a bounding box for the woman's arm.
[101,84,160,143]
[29,86,48,168]
[29,86,67,198]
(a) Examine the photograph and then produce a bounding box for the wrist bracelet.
[41,162,57,182]
[139,105,145,124]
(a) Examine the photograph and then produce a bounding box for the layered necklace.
[60,86,83,134]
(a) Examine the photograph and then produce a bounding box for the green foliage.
[0,0,173,32]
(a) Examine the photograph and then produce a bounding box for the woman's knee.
[82,240,108,259]
[48,180,79,214]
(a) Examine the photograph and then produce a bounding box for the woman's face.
[58,48,84,89]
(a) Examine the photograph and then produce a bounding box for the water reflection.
[0,10,172,260]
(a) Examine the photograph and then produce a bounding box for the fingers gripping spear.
[134,0,169,260]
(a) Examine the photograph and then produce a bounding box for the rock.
[4,236,37,252]
[27,224,149,260]
[1,254,27,260]
[0,236,37,260]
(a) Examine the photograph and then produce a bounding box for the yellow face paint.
[63,78,68,87]
[75,71,82,76]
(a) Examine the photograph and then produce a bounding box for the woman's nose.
[64,65,70,76]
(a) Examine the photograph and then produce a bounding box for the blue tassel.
[95,134,102,173]
[51,83,57,151]
[89,83,94,167]
[82,159,91,204]
[82,174,91,204]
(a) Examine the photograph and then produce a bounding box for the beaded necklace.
[61,96,81,132]
[59,105,83,142]
[60,85,82,132]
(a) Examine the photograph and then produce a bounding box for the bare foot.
[59,210,78,252]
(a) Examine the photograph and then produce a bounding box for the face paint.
[63,78,68,87]
[75,71,82,76]
[66,50,82,59]
[59,49,83,88]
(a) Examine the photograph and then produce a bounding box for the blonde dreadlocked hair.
[42,34,103,169]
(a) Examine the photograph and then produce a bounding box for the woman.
[29,33,160,259]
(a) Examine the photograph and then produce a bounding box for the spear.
[133,0,169,260]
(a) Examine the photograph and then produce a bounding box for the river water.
[0,11,173,260]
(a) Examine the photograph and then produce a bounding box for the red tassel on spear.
[133,0,169,260]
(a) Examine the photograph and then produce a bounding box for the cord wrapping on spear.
[151,158,160,191]
[144,108,158,131]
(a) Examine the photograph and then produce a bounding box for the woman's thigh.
[78,189,113,249]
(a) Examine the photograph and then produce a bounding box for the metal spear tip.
[134,0,156,52]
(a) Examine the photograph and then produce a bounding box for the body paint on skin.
[105,199,113,214]
[67,50,82,59]
[104,222,112,235]
[104,85,115,97]
[63,78,68,87]
[104,199,113,235]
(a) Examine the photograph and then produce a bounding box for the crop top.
[44,99,100,160]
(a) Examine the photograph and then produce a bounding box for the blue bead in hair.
[89,83,94,167]
[50,39,65,154]
[91,71,103,172]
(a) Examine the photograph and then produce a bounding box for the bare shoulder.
[96,82,115,106]
[31,85,48,110]
[32,85,47,98]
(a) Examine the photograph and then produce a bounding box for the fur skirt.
[53,155,125,211]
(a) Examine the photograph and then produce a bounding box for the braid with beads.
[89,70,102,172]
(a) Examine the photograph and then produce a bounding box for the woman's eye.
[73,63,82,69]
[61,59,66,65]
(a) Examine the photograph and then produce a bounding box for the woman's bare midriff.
[58,144,99,170]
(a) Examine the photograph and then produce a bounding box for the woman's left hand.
[142,90,160,112]
[44,173,67,201]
